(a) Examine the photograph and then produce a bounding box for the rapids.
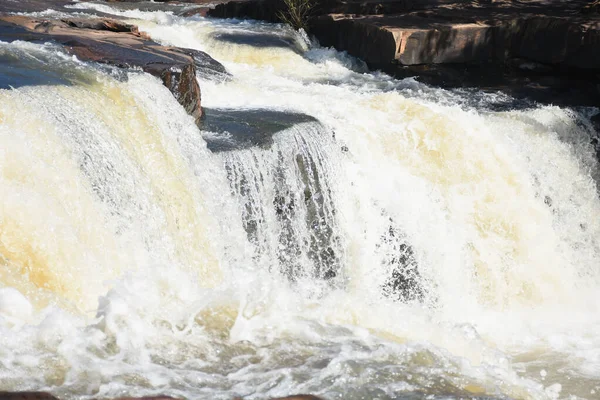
[1,2,600,399]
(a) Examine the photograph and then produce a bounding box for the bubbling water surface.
[1,3,600,399]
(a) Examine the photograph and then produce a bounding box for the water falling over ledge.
[0,5,599,400]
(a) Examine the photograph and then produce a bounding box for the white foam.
[0,9,598,400]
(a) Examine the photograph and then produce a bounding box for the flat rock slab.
[201,108,316,152]
[0,15,227,123]
[310,7,600,69]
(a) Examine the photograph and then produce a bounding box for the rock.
[0,0,72,14]
[0,393,59,400]
[111,397,179,400]
[269,396,324,400]
[145,62,203,122]
[582,0,600,14]
[310,8,600,70]
[201,108,316,152]
[515,16,600,70]
[59,18,146,35]
[207,0,457,21]
[209,0,285,22]
[0,15,225,124]
[172,48,231,81]
[209,0,600,106]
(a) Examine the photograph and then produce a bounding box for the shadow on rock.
[200,108,316,152]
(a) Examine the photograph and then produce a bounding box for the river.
[0,2,599,399]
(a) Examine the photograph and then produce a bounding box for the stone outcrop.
[309,7,600,70]
[209,0,600,70]
[0,14,226,123]
[208,0,600,106]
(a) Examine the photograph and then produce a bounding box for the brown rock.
[146,62,203,122]
[310,9,600,70]
[0,15,212,123]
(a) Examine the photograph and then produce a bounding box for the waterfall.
[1,5,600,400]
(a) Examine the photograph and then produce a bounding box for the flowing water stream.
[1,2,600,399]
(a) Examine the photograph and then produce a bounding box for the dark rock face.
[582,0,600,14]
[201,108,316,152]
[309,10,600,70]
[209,0,285,22]
[0,15,229,124]
[207,0,438,21]
[0,393,60,400]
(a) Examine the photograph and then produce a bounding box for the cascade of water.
[216,121,344,283]
[1,5,600,400]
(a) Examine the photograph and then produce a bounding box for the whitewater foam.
[1,6,599,400]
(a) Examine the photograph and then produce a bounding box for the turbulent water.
[1,2,600,400]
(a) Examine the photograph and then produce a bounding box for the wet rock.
[0,15,219,124]
[379,222,424,303]
[171,47,231,81]
[269,396,324,400]
[58,18,145,35]
[0,393,59,400]
[145,62,203,122]
[112,397,179,400]
[592,113,600,133]
[0,0,72,14]
[201,108,316,152]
